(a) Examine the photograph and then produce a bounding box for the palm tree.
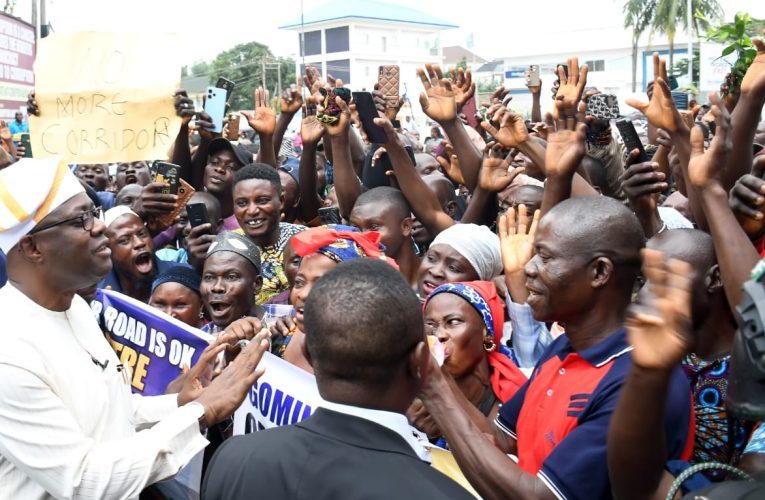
[651,0,723,68]
[624,0,657,92]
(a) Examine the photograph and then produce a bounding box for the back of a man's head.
[304,259,424,400]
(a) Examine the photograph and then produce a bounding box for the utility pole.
[687,0,693,86]
[261,59,266,90]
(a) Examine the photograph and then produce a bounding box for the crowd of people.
[0,26,765,500]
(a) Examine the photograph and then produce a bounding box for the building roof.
[279,0,458,30]
[475,59,504,73]
[442,46,486,67]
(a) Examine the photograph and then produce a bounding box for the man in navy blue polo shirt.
[420,196,694,500]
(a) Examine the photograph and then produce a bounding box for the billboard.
[0,13,34,121]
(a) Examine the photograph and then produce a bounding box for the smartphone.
[318,206,342,225]
[226,112,239,141]
[19,132,31,158]
[615,119,648,163]
[378,65,400,110]
[352,91,388,144]
[204,86,226,133]
[525,65,541,87]
[153,161,181,195]
[186,202,210,228]
[216,77,235,103]
[587,94,620,120]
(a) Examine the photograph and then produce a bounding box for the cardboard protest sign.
[91,289,212,395]
[29,32,181,163]
[233,351,321,434]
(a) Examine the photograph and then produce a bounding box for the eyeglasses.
[29,206,102,234]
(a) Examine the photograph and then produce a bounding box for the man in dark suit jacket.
[202,259,473,499]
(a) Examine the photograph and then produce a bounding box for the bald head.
[545,196,644,282]
[353,187,410,221]
[647,229,715,271]
[423,174,456,211]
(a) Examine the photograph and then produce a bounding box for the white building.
[480,22,731,119]
[279,0,457,126]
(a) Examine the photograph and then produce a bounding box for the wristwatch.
[186,401,208,433]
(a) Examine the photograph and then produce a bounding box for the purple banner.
[91,289,213,396]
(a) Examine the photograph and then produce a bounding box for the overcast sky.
[30,0,765,64]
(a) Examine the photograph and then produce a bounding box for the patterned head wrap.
[424,280,526,402]
[291,224,398,268]
[207,232,262,274]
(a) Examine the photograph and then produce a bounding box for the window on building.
[326,26,349,53]
[326,59,350,84]
[585,59,605,72]
[382,36,387,52]
[301,30,322,56]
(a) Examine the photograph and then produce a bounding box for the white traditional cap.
[103,205,139,227]
[0,157,85,253]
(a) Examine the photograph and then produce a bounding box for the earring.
[483,336,496,353]
[198,309,205,319]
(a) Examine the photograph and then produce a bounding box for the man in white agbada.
[0,158,269,499]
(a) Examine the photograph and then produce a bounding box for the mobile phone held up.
[524,65,541,87]
[204,86,226,133]
[19,132,32,157]
[378,65,400,109]
[352,91,388,144]
[153,161,181,195]
[615,119,648,163]
[216,77,235,103]
[186,202,210,228]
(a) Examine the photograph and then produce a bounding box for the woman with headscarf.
[276,224,395,372]
[409,281,527,443]
[417,223,503,298]
[149,266,204,328]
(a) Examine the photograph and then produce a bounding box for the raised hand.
[479,141,525,192]
[498,204,540,275]
[241,87,276,137]
[740,31,765,98]
[554,57,589,118]
[301,115,325,145]
[620,150,668,215]
[304,65,328,107]
[687,93,732,190]
[545,112,587,178]
[193,109,219,141]
[481,107,529,148]
[407,398,441,438]
[194,330,270,425]
[436,142,465,186]
[280,85,303,115]
[627,249,693,371]
[730,155,765,238]
[176,339,226,406]
[450,66,475,111]
[418,63,458,123]
[174,89,195,126]
[132,182,177,220]
[626,53,684,133]
[318,95,352,138]
[0,120,11,141]
[27,90,39,117]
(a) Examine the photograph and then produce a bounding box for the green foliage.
[181,60,210,79]
[651,0,722,66]
[702,11,765,95]
[206,41,295,111]
[669,48,700,82]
